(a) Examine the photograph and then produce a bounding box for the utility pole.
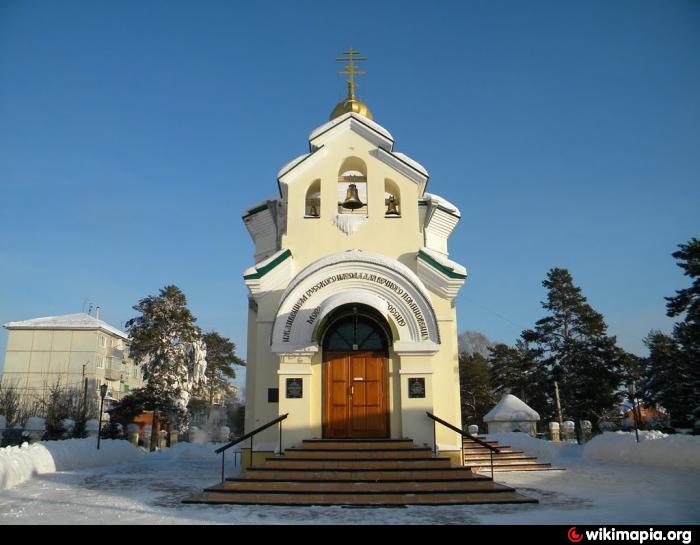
[554,381,563,427]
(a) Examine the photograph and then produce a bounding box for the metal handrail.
[214,413,289,482]
[426,411,500,480]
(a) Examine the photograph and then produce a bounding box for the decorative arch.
[270,251,440,355]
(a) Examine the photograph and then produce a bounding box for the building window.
[100,335,107,348]
[97,356,105,369]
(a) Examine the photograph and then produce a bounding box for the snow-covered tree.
[201,331,245,407]
[125,285,207,428]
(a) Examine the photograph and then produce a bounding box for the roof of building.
[484,394,541,422]
[3,313,129,340]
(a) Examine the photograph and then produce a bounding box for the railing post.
[433,420,437,455]
[490,448,494,480]
[278,420,283,456]
[221,451,225,482]
[250,435,254,468]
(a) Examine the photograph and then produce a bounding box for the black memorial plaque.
[408,377,426,398]
[286,378,303,399]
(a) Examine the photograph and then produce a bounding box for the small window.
[268,388,279,403]
[100,335,107,348]
[97,356,105,369]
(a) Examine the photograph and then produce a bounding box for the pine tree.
[654,238,700,427]
[522,268,623,431]
[642,331,687,426]
[125,285,206,426]
[488,341,552,423]
[458,351,496,429]
[201,331,245,407]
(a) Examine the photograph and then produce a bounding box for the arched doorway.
[321,305,390,438]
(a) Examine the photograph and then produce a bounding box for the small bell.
[385,195,400,216]
[308,203,319,217]
[341,183,364,210]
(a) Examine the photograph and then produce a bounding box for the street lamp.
[97,383,108,450]
[628,382,640,444]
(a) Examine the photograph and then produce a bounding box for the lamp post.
[628,382,640,444]
[97,383,108,450]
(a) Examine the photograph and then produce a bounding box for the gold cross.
[336,47,367,100]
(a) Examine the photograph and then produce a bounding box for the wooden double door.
[323,351,389,438]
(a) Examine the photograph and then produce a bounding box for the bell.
[308,203,319,217]
[341,183,364,210]
[385,195,400,216]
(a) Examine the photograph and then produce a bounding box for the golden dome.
[330,97,373,120]
[331,49,373,120]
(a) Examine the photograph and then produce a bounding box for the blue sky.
[1,1,699,394]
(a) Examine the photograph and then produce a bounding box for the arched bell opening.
[305,179,321,218]
[384,178,401,217]
[321,304,390,438]
[337,156,368,215]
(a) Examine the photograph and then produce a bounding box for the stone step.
[464,453,528,461]
[462,439,500,446]
[301,439,416,450]
[462,444,512,452]
[464,456,540,466]
[211,479,509,493]
[183,490,537,506]
[242,467,485,481]
[262,457,453,470]
[283,447,432,459]
[473,463,556,472]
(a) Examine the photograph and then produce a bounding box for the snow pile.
[583,431,700,471]
[0,438,144,493]
[484,394,540,422]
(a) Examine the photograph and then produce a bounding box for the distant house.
[2,312,145,407]
[622,404,670,429]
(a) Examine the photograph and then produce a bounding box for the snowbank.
[583,431,700,471]
[147,441,222,463]
[0,438,144,493]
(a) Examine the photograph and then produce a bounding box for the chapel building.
[241,53,468,465]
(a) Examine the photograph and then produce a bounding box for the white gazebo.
[484,394,540,435]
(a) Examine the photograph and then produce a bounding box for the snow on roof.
[277,154,310,180]
[308,112,394,144]
[393,152,429,178]
[484,394,540,422]
[424,192,461,217]
[243,196,277,216]
[3,313,129,340]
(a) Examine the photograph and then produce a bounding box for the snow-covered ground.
[0,436,698,524]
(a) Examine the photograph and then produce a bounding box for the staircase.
[183,438,538,506]
[463,436,561,473]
